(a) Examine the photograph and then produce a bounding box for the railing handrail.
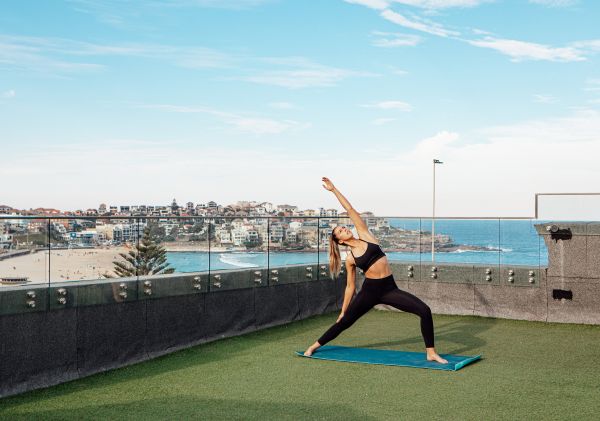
[0,215,538,220]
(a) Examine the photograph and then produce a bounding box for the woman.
[303,177,448,364]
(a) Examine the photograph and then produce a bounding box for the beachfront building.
[361,212,379,230]
[252,205,268,215]
[95,224,114,242]
[0,205,14,215]
[288,221,303,232]
[376,218,390,230]
[112,223,146,243]
[186,202,195,215]
[68,230,98,246]
[216,228,232,245]
[0,234,13,249]
[51,222,67,239]
[246,230,260,244]
[260,202,274,213]
[269,223,284,243]
[254,222,268,242]
[299,226,318,248]
[163,223,179,237]
[231,228,246,246]
[2,219,27,234]
[276,204,297,216]
[285,229,299,243]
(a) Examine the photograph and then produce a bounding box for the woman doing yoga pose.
[303,177,448,364]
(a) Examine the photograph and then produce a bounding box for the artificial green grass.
[2,310,600,420]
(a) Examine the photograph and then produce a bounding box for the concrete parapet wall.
[535,222,600,324]
[0,265,340,399]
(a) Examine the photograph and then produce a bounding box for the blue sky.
[1,0,599,216]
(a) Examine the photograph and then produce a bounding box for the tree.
[146,221,166,241]
[109,226,175,277]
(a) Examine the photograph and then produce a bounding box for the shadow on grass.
[356,313,493,355]
[0,396,377,421]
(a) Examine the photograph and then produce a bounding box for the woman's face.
[333,226,353,243]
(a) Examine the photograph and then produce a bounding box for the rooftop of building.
[1,310,599,419]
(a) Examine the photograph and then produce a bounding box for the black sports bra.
[349,239,386,272]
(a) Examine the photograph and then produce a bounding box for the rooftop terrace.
[1,310,599,420]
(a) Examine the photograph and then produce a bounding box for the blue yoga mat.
[296,345,481,371]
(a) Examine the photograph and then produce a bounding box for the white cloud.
[350,0,597,64]
[390,0,490,8]
[362,100,413,111]
[390,67,409,75]
[0,34,232,74]
[371,31,422,47]
[467,36,585,62]
[138,103,310,135]
[529,0,578,7]
[0,35,104,73]
[571,40,600,52]
[344,0,389,9]
[532,94,558,104]
[478,109,600,145]
[471,28,494,36]
[380,9,460,37]
[373,117,397,125]
[171,0,273,8]
[241,57,375,89]
[346,0,490,10]
[408,130,459,157]
[585,78,600,92]
[67,0,274,27]
[1,89,16,98]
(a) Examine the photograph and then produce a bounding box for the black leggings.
[317,274,435,348]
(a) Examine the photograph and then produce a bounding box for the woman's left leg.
[379,287,435,348]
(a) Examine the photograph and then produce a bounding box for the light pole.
[432,159,443,262]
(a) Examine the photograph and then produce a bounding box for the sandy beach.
[0,247,131,285]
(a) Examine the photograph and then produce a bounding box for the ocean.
[166,219,550,272]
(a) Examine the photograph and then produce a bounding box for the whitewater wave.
[486,245,513,252]
[218,253,260,268]
[453,247,513,253]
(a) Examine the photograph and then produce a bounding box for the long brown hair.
[329,226,343,280]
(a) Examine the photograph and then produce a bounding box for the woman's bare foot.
[426,347,448,364]
[303,341,321,356]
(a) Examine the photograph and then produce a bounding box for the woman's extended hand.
[322,177,335,192]
[336,312,345,323]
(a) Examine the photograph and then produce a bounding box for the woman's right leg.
[317,287,377,346]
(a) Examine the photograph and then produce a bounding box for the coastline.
[0,247,129,284]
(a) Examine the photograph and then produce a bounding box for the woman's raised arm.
[322,177,369,232]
